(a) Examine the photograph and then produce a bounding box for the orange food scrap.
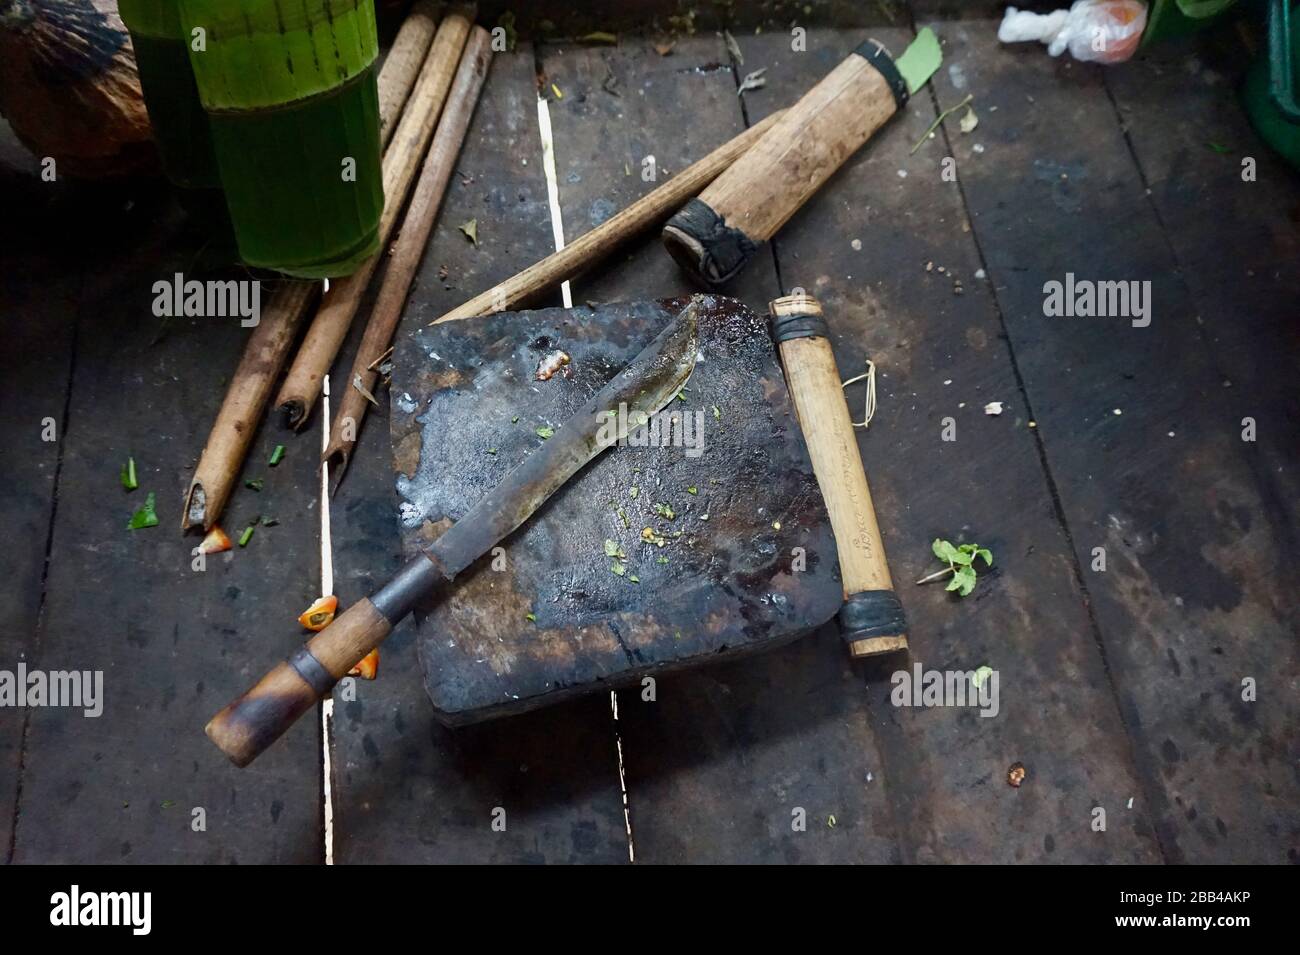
[298,595,338,631]
[199,526,232,554]
[1007,762,1027,788]
[349,648,379,680]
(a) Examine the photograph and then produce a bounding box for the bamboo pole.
[324,28,493,481]
[430,108,786,325]
[180,5,443,533]
[769,294,907,658]
[275,6,475,429]
[378,1,441,150]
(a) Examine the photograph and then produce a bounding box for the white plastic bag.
[999,1,1148,64]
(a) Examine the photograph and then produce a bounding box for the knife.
[206,299,700,766]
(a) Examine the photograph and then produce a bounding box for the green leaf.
[945,573,964,592]
[526,612,536,622]
[977,548,993,567]
[1177,0,1236,19]
[953,565,977,597]
[895,26,942,95]
[536,425,555,439]
[268,444,286,467]
[238,525,255,547]
[604,539,621,557]
[958,543,978,553]
[127,492,158,530]
[972,665,994,689]
[458,218,478,245]
[932,538,959,563]
[245,478,264,491]
[952,550,974,566]
[611,561,627,577]
[120,457,138,491]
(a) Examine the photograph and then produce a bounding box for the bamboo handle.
[664,39,908,287]
[207,555,444,766]
[770,294,907,658]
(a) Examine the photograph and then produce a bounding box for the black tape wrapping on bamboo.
[838,589,907,643]
[663,198,759,287]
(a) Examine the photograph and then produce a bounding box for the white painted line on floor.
[320,373,336,867]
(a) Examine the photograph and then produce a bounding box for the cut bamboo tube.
[431,108,786,325]
[324,27,493,480]
[378,1,441,149]
[769,294,907,658]
[665,40,908,286]
[180,5,442,533]
[275,6,475,429]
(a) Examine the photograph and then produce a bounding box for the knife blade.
[206,298,701,766]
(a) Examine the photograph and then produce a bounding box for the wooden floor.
[2,8,1297,864]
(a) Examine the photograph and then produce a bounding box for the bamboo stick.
[769,294,907,658]
[378,1,441,150]
[180,5,443,533]
[275,6,475,429]
[430,108,786,325]
[324,28,493,481]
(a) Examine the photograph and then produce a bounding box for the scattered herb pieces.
[238,525,255,548]
[641,527,667,547]
[712,405,720,419]
[916,538,993,597]
[973,665,994,690]
[526,612,537,622]
[617,507,630,529]
[959,104,979,134]
[604,539,626,559]
[656,556,669,565]
[486,448,498,455]
[911,93,974,155]
[653,502,676,520]
[511,415,520,423]
[199,525,232,554]
[298,595,338,631]
[895,25,942,95]
[458,218,479,245]
[686,486,697,495]
[269,444,286,467]
[161,800,175,809]
[610,561,627,577]
[551,83,564,99]
[629,486,639,499]
[127,492,158,530]
[245,478,264,492]
[120,457,138,491]
[628,574,640,584]
[261,517,279,527]
[536,425,555,440]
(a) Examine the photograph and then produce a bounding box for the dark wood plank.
[923,17,1300,863]
[735,25,1160,863]
[0,167,79,860]
[540,36,901,864]
[11,196,324,863]
[1105,35,1300,551]
[329,46,631,864]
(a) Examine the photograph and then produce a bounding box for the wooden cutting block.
[390,295,841,725]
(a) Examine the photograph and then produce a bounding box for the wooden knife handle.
[206,555,443,766]
[769,294,907,658]
[664,39,908,287]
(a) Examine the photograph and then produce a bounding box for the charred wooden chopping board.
[390,295,840,725]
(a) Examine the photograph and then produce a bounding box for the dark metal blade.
[427,298,701,578]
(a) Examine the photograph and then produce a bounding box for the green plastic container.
[1244,0,1300,168]
[118,0,221,189]
[178,0,384,278]
[1143,0,1240,46]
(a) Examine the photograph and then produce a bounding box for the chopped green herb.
[712,405,720,419]
[603,539,626,559]
[245,478,264,491]
[687,486,697,495]
[261,517,279,527]
[536,425,555,439]
[127,492,158,530]
[526,612,537,622]
[629,486,639,499]
[653,502,676,520]
[238,525,255,548]
[617,507,630,529]
[486,448,498,455]
[656,556,669,565]
[161,800,175,809]
[120,457,138,491]
[611,561,627,577]
[628,574,640,584]
[512,415,520,423]
[269,444,286,467]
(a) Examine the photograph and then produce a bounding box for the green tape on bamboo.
[119,0,222,189]
[177,0,384,278]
